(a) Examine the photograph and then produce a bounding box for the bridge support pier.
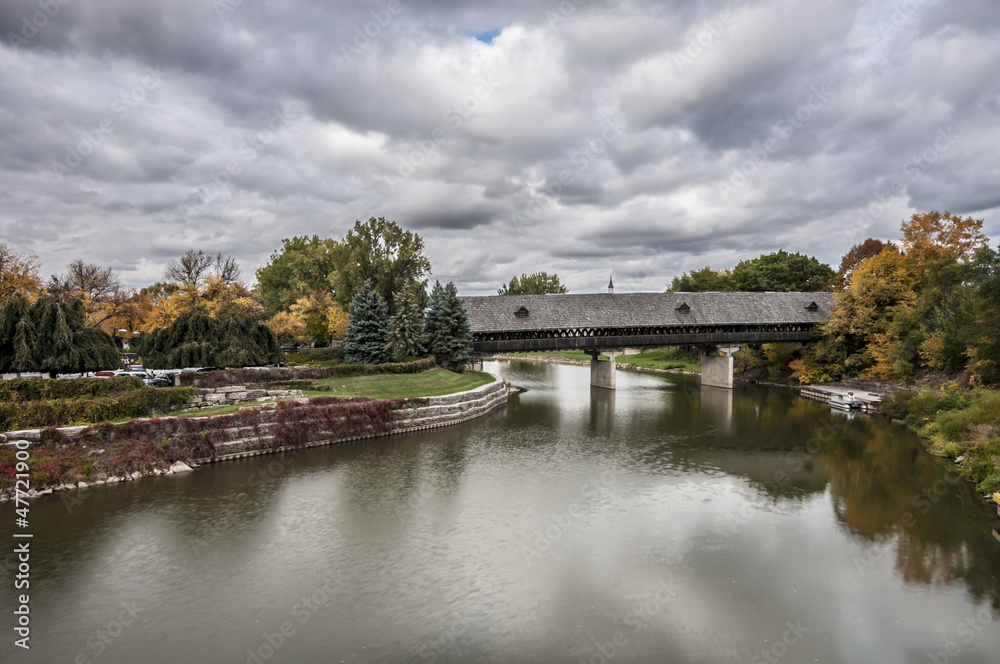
[699,345,740,389]
[586,350,618,390]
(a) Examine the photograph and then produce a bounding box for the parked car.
[94,371,117,377]
[144,377,173,388]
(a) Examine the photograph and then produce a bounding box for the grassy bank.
[880,388,1000,494]
[504,347,701,373]
[304,368,494,399]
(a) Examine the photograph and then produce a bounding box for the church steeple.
[607,273,614,294]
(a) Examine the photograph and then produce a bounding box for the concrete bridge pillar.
[699,345,740,389]
[586,350,617,390]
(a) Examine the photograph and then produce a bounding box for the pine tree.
[344,282,390,365]
[429,282,472,372]
[0,294,120,377]
[386,288,426,359]
[423,280,445,345]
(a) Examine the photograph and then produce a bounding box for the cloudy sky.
[1,0,998,295]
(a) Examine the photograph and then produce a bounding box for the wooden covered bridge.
[460,291,834,390]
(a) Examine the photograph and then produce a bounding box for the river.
[2,360,999,663]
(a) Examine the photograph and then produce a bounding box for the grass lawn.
[304,368,494,399]
[506,347,701,373]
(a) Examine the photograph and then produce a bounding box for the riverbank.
[880,387,1000,496]
[490,353,701,377]
[0,376,509,502]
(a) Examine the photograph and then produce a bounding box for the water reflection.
[2,359,999,664]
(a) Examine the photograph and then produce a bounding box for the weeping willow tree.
[139,309,282,369]
[0,295,120,377]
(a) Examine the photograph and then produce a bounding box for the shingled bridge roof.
[460,292,835,333]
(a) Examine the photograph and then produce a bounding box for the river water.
[3,360,1000,664]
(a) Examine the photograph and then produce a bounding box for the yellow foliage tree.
[900,211,987,273]
[0,242,42,303]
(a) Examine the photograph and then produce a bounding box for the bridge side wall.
[472,330,814,354]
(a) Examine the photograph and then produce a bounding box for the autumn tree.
[331,218,431,314]
[255,236,340,317]
[497,272,568,295]
[264,311,309,346]
[900,211,987,269]
[837,239,898,288]
[0,242,42,303]
[0,294,120,377]
[48,259,133,329]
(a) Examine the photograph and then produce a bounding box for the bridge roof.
[460,292,834,332]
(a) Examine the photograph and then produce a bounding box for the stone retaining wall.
[1,378,509,500]
[201,378,509,463]
[182,385,304,410]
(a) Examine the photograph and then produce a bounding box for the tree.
[255,236,340,317]
[838,239,898,288]
[331,217,431,314]
[139,309,282,369]
[163,250,249,314]
[730,250,836,292]
[288,292,346,346]
[343,283,390,365]
[667,266,733,292]
[265,311,309,346]
[386,288,426,359]
[423,281,445,348]
[428,282,472,372]
[900,211,987,268]
[0,242,42,304]
[497,272,568,295]
[963,244,1000,384]
[0,294,119,377]
[48,259,133,329]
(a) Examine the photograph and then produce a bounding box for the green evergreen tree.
[423,280,445,347]
[428,282,472,372]
[386,288,426,359]
[344,282,390,364]
[0,294,120,377]
[139,310,282,369]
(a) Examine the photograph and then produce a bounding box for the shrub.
[0,387,196,430]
